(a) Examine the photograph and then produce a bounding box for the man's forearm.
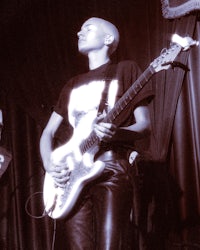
[113,126,150,144]
[40,132,53,171]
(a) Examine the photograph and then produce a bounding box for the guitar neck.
[79,65,155,154]
[105,65,155,123]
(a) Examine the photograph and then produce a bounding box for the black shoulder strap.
[97,64,117,116]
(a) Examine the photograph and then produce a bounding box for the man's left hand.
[94,122,117,142]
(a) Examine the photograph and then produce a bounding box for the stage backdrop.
[0,0,200,249]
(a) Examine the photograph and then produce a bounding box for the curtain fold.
[170,18,200,226]
[148,14,198,162]
[137,14,200,249]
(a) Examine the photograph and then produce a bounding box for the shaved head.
[84,17,120,55]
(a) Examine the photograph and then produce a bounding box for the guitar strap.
[97,64,117,116]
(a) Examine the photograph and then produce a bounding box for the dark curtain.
[0,0,200,249]
[168,19,200,246]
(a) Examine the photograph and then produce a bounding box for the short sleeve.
[54,80,73,120]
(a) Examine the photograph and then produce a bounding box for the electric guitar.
[43,34,198,219]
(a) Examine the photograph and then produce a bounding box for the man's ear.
[104,34,114,46]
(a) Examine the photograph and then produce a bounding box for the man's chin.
[78,48,88,56]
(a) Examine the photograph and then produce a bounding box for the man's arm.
[40,111,63,172]
[94,105,151,144]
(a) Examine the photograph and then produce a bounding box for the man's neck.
[88,51,110,70]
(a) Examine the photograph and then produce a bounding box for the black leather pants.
[64,156,133,250]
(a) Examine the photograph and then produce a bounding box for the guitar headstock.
[151,34,199,73]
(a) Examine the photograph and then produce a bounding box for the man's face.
[77,18,106,55]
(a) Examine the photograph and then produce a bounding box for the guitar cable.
[25,191,46,219]
[25,191,57,250]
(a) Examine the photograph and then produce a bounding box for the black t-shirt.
[54,60,154,152]
[55,60,154,127]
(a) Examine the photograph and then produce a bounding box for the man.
[40,17,154,249]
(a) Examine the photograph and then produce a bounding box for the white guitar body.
[43,158,105,219]
[43,34,198,219]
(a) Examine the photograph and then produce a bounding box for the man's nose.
[77,31,82,38]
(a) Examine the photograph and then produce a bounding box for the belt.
[94,150,127,162]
